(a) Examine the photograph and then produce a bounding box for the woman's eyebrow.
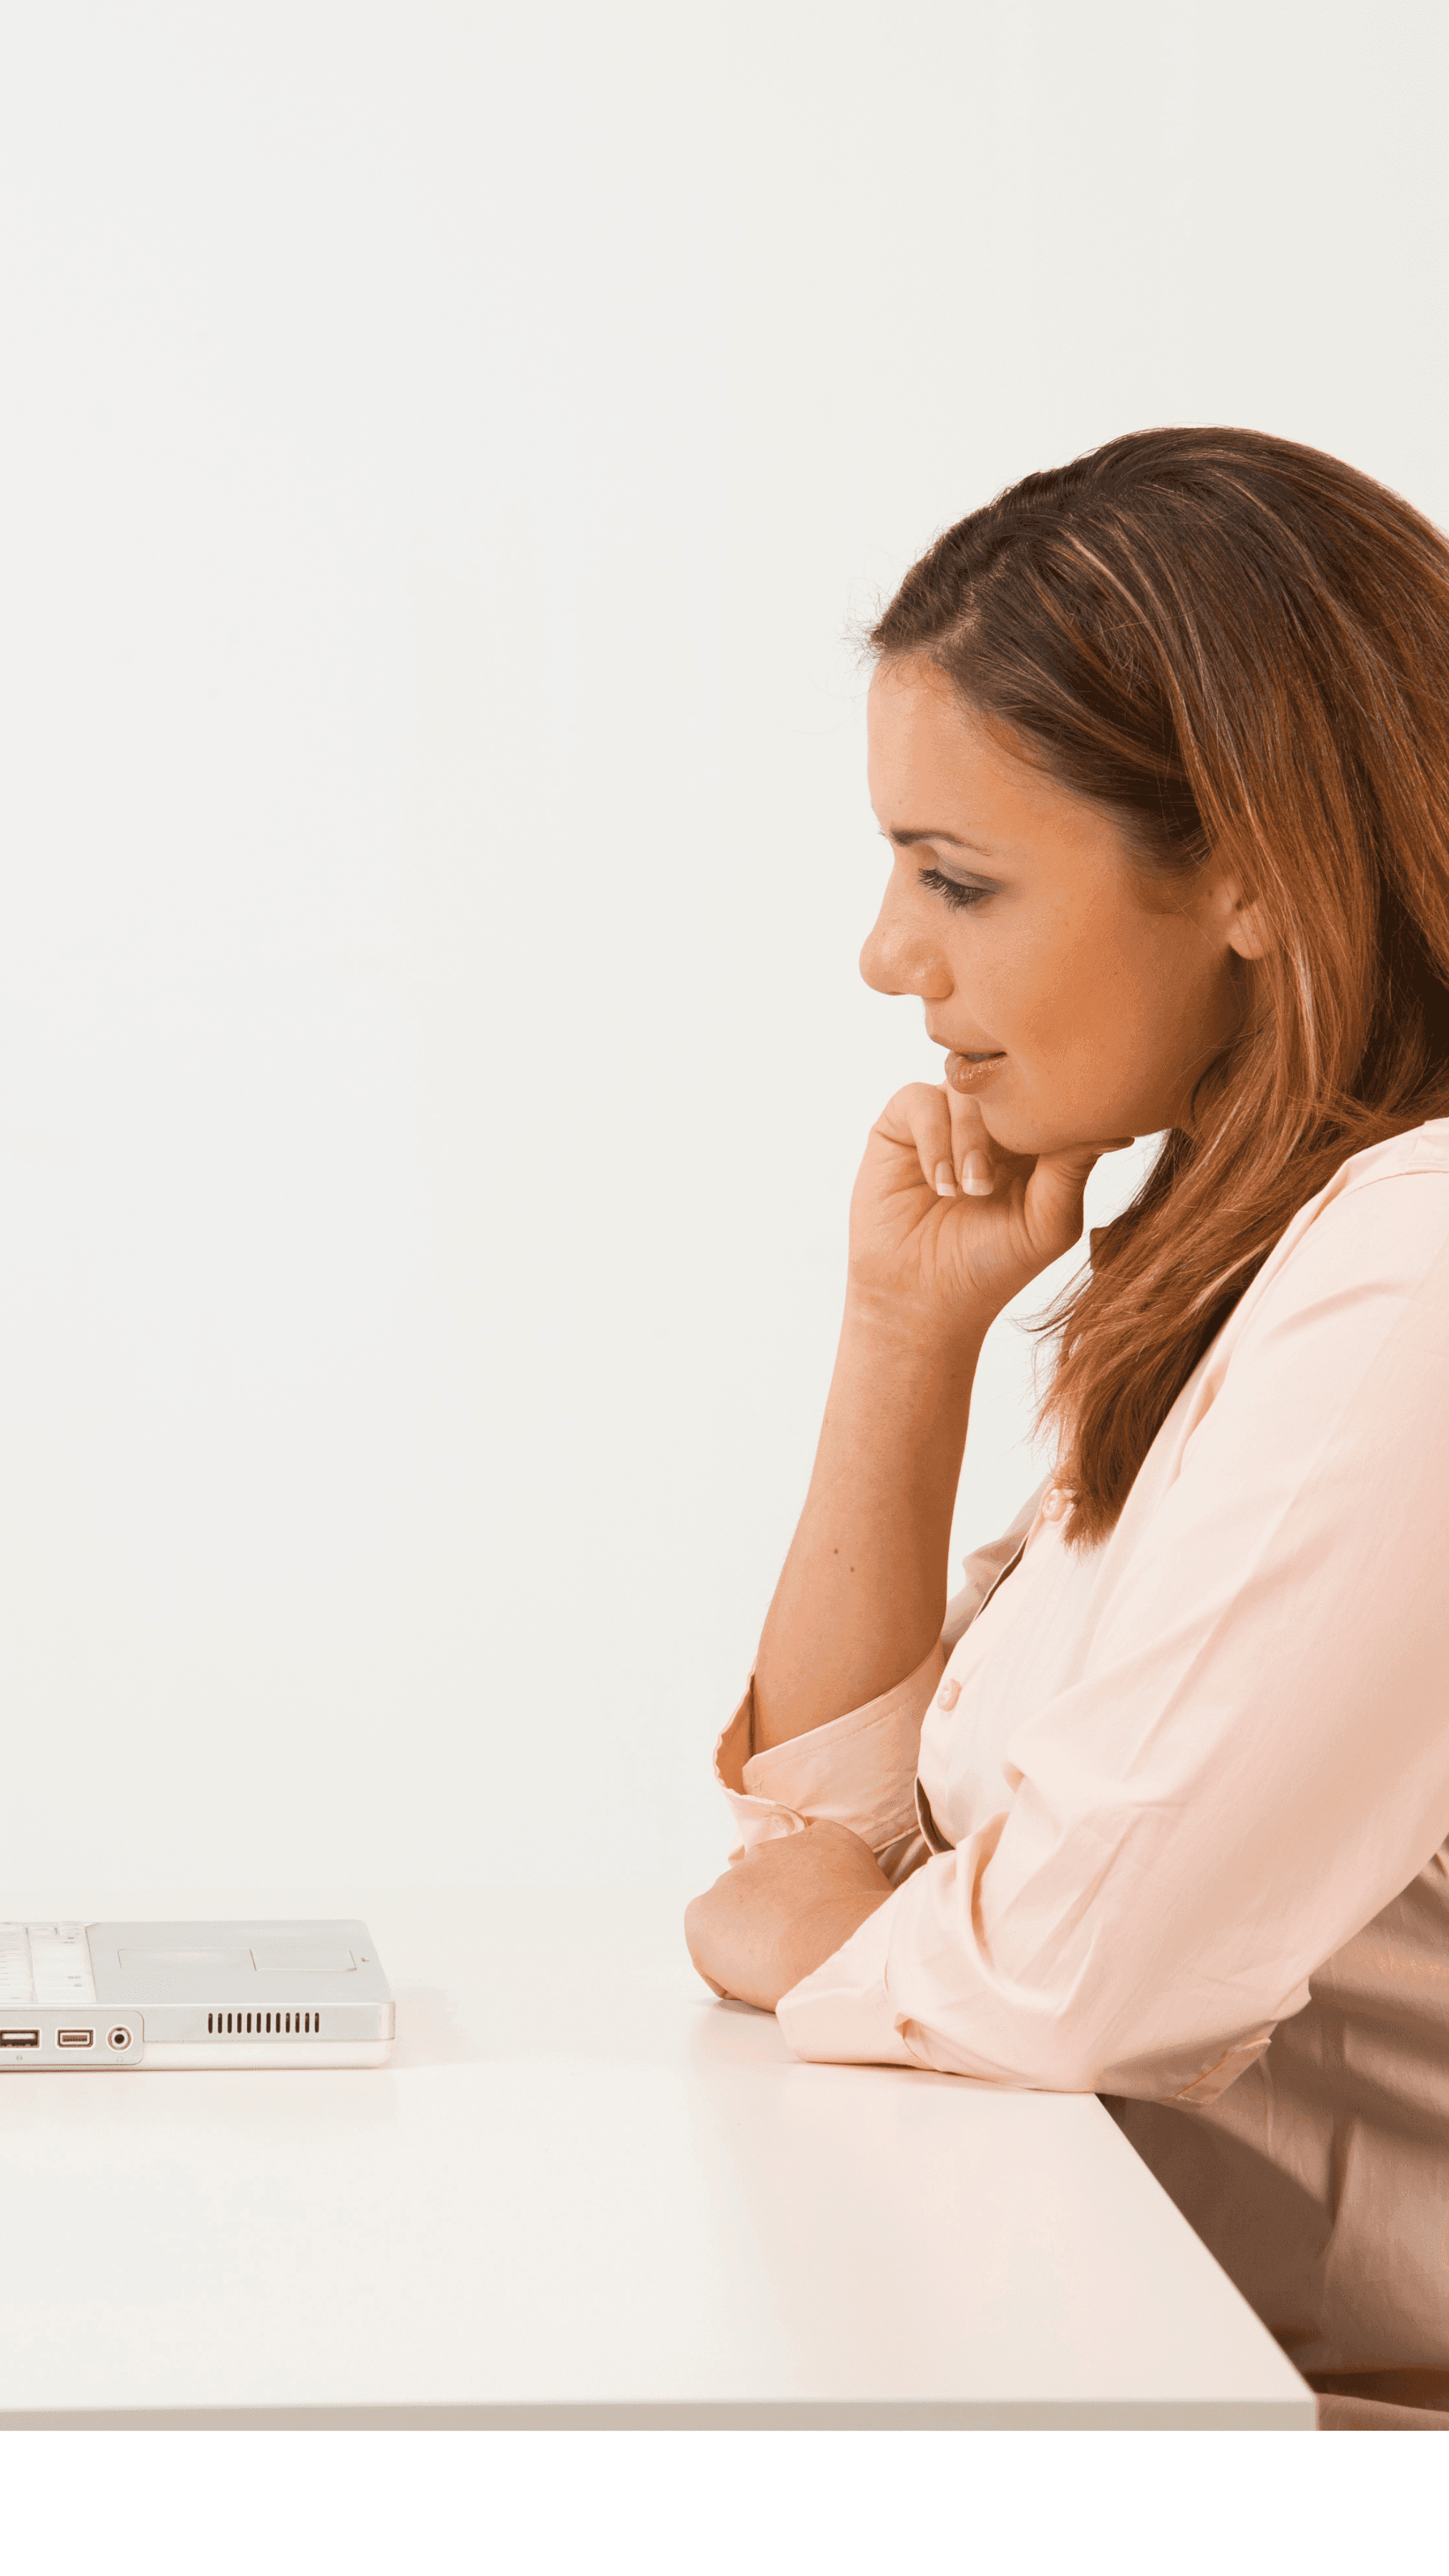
[883,826,1000,857]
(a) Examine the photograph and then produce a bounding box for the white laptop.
[0,1920,394,2069]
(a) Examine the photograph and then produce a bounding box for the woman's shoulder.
[1162,1118,1449,1481]
[1232,1117,1449,1350]
[1331,1114,1449,1193]
[1278,1115,1449,1249]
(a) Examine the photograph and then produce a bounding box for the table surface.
[0,1886,1314,2428]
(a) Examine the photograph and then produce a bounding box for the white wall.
[1,0,1443,1890]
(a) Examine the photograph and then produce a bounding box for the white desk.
[0,1888,1313,2428]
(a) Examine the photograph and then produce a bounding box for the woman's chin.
[982,1115,1132,1166]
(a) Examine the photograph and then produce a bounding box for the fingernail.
[934,1160,957,1196]
[962,1153,994,1196]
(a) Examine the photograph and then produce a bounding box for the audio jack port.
[107,2026,132,2051]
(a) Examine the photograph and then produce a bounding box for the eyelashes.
[918,866,990,913]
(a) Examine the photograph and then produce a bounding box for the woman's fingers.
[874,1075,1131,1231]
[1022,1135,1136,1262]
[879,1081,958,1196]
[945,1075,997,1196]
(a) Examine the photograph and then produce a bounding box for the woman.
[684,427,1449,2434]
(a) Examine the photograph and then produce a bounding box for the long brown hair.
[869,426,1449,1545]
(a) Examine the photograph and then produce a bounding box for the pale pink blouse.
[715,1120,1449,2431]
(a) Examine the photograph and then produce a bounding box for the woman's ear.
[1221,896,1268,958]
[1211,872,1274,961]
[1226,898,1273,961]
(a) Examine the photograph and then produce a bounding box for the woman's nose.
[859,892,952,1000]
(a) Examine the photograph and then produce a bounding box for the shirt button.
[1040,1485,1068,1521]
[936,1675,961,1709]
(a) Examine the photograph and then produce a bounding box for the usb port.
[57,2029,94,2048]
[0,2029,41,2048]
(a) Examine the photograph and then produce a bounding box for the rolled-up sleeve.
[777,1167,1449,2100]
[713,1491,1044,1890]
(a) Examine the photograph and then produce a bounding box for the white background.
[1,0,1445,1893]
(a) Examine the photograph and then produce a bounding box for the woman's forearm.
[751,1290,985,1751]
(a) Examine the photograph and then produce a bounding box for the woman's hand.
[683,1822,893,2012]
[847,1058,1133,1331]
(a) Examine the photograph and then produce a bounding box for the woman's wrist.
[841,1277,995,1370]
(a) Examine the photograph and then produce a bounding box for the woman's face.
[862,654,1259,1155]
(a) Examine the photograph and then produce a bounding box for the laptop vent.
[206,2011,321,2036]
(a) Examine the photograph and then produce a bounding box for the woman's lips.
[945,1050,1007,1093]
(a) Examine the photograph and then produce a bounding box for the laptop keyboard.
[0,1925,97,2008]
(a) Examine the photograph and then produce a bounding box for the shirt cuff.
[712,1636,945,1881]
[774,1891,917,2068]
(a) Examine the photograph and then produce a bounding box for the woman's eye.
[918,867,989,912]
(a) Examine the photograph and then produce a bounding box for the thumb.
[1025,1136,1134,1254]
